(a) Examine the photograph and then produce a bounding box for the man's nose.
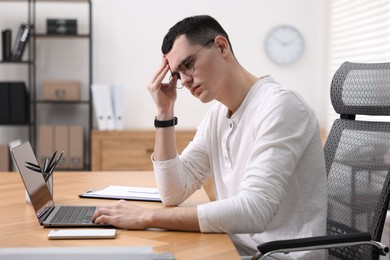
[179,73,193,88]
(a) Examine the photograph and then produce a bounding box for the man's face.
[165,35,220,103]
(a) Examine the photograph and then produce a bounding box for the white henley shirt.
[153,77,327,259]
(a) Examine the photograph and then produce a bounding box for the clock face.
[264,25,304,65]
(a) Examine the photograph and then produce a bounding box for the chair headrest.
[331,62,390,116]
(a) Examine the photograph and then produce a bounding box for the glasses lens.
[179,59,195,76]
[169,74,184,89]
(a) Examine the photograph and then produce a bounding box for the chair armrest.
[258,232,371,254]
[254,232,389,259]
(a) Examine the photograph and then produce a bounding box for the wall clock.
[264,25,304,65]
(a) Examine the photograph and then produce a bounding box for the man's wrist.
[154,116,178,128]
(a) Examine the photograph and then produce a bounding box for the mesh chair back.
[324,62,390,259]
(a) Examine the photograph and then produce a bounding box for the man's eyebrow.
[167,61,178,74]
[169,53,193,74]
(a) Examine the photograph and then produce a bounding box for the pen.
[46,150,57,172]
[25,164,41,173]
[47,151,63,174]
[42,158,49,173]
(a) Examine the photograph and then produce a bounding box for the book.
[10,24,31,61]
[2,29,11,61]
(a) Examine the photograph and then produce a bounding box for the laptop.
[10,141,110,227]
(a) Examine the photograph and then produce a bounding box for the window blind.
[327,0,390,130]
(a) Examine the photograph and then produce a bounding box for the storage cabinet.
[91,130,197,171]
[0,0,92,170]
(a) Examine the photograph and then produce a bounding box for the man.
[92,15,327,259]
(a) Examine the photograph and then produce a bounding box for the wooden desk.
[0,171,239,259]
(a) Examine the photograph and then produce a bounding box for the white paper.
[81,185,161,202]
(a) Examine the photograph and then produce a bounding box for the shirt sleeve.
[152,120,212,206]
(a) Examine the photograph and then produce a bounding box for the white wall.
[0,0,328,143]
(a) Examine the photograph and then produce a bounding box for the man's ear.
[214,35,229,54]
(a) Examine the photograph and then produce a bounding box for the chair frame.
[252,62,390,260]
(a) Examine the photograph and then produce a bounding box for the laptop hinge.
[38,206,55,225]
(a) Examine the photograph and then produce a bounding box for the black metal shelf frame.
[0,0,92,170]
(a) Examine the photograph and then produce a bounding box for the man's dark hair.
[161,15,234,55]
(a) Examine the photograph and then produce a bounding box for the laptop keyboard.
[51,206,96,224]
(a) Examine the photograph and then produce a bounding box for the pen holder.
[25,175,54,204]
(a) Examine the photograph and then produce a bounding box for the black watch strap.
[154,117,178,128]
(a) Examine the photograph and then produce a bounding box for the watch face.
[264,25,304,65]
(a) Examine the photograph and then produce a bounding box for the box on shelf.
[42,80,80,101]
[46,19,77,35]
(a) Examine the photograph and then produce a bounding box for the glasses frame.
[169,39,215,89]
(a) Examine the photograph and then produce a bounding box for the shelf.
[0,0,89,2]
[0,123,31,126]
[0,60,31,64]
[34,33,90,38]
[35,100,90,104]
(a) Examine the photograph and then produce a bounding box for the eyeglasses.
[169,39,214,89]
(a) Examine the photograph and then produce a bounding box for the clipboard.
[79,185,161,202]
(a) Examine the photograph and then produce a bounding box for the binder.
[10,82,29,124]
[0,83,10,123]
[92,84,115,131]
[38,125,54,166]
[101,84,116,130]
[0,82,29,124]
[69,126,84,169]
[91,84,108,130]
[10,24,31,61]
[112,85,124,130]
[54,125,68,169]
[2,29,11,61]
[0,144,10,171]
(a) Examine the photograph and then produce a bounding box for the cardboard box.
[43,80,80,101]
[38,125,54,166]
[69,126,84,169]
[0,144,10,171]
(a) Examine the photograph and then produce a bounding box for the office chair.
[253,61,390,260]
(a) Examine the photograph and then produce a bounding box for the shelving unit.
[0,0,92,170]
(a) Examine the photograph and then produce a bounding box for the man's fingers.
[149,58,170,86]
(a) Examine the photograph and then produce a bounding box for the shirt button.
[229,123,233,128]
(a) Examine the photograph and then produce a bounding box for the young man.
[92,15,327,259]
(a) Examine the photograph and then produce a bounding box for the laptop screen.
[10,142,55,219]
